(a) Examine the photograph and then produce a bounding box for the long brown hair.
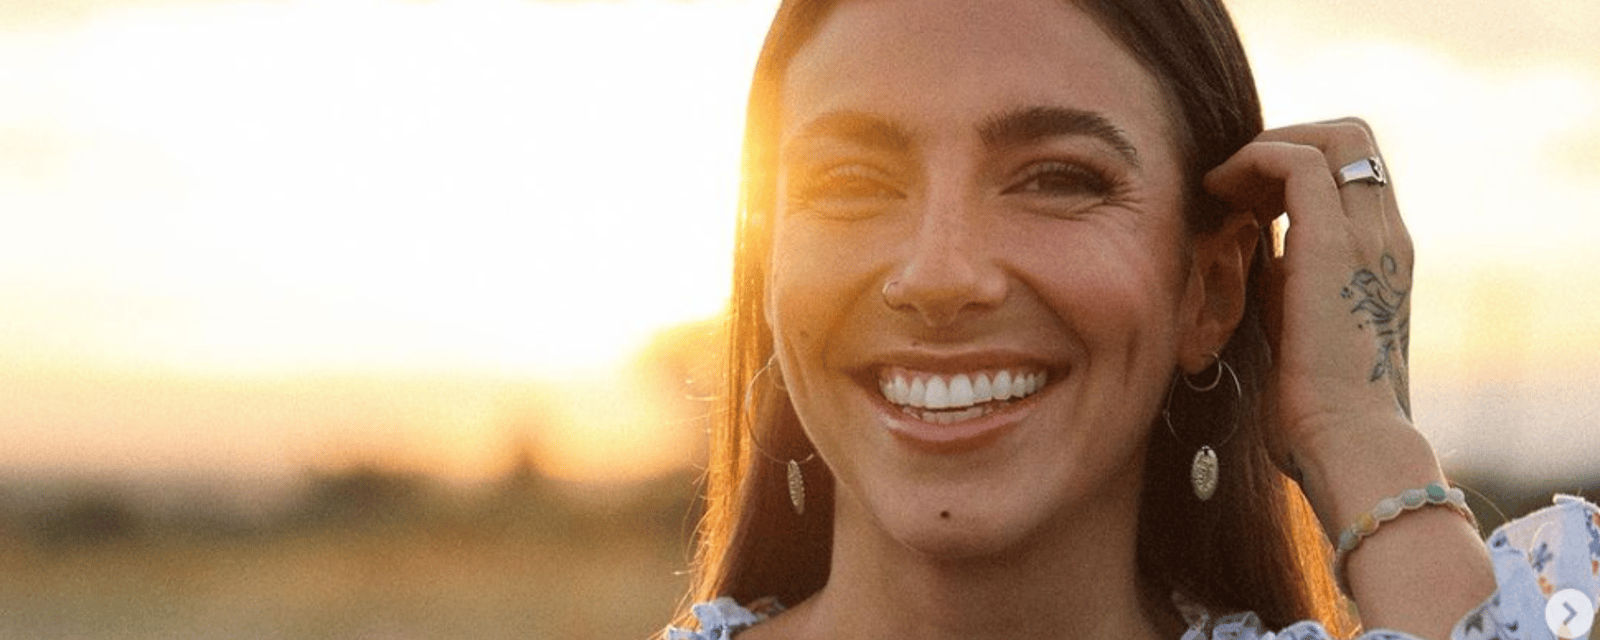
[675,0,1352,634]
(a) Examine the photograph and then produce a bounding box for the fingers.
[1203,119,1410,268]
[1258,119,1401,242]
[1203,140,1342,230]
[1205,119,1382,214]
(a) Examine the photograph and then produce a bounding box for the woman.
[670,0,1600,638]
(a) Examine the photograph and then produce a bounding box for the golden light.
[3,0,774,376]
[2,0,1596,483]
[1,0,777,482]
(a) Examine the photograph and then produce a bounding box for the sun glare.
[0,0,781,482]
[3,0,775,376]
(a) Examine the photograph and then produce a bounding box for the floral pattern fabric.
[668,597,782,640]
[670,496,1600,640]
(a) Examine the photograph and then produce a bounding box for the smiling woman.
[667,1,1600,640]
[767,0,1220,568]
[0,1,1597,637]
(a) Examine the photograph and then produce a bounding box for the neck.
[784,480,1180,640]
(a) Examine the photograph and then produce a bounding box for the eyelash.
[787,164,903,213]
[783,158,1122,216]
[1005,160,1114,197]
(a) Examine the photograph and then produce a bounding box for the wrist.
[1291,420,1447,538]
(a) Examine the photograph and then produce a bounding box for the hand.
[1203,118,1416,480]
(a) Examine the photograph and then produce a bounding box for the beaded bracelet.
[1332,482,1479,594]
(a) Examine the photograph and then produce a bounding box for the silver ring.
[1334,156,1388,188]
[882,280,898,306]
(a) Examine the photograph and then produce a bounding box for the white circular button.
[1546,588,1596,639]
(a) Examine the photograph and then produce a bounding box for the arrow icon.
[1547,588,1596,639]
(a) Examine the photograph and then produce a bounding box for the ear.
[1178,213,1260,374]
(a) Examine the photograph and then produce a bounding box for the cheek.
[1022,232,1187,352]
[767,224,866,365]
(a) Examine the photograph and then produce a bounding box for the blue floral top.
[670,496,1600,640]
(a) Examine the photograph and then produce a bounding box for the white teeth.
[948,374,974,407]
[925,377,950,409]
[891,376,910,405]
[972,373,993,403]
[882,369,1048,411]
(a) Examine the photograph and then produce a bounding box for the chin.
[875,492,1060,561]
[850,457,1139,564]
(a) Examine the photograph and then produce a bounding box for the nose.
[881,207,1007,327]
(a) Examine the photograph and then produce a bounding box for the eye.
[1005,160,1111,197]
[803,164,901,200]
[785,163,903,218]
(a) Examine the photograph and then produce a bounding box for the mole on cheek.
[939,511,951,519]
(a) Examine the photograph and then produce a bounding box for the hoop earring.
[1164,354,1241,501]
[744,354,815,515]
[754,354,785,391]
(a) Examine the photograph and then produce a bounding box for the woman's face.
[767,0,1207,555]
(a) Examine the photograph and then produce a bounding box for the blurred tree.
[295,465,440,530]
[34,490,142,548]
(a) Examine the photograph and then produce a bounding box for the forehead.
[779,0,1174,151]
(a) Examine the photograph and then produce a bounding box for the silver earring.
[745,353,815,516]
[761,354,785,391]
[787,459,806,515]
[1164,354,1241,501]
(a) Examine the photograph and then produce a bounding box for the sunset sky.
[2,0,1596,487]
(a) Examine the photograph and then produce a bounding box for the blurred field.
[0,464,699,640]
[2,457,1594,640]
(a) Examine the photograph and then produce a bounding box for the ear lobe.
[1181,213,1260,373]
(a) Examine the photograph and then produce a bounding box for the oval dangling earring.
[1190,446,1220,501]
[787,459,806,515]
[1164,354,1240,501]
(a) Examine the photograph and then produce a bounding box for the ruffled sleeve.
[1456,495,1600,640]
[1180,495,1600,640]
[667,597,780,640]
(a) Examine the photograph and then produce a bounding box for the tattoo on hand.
[1341,254,1412,413]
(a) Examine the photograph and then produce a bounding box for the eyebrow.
[783,106,1141,168]
[784,110,914,156]
[979,106,1141,168]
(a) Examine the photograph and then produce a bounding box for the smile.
[877,368,1049,425]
